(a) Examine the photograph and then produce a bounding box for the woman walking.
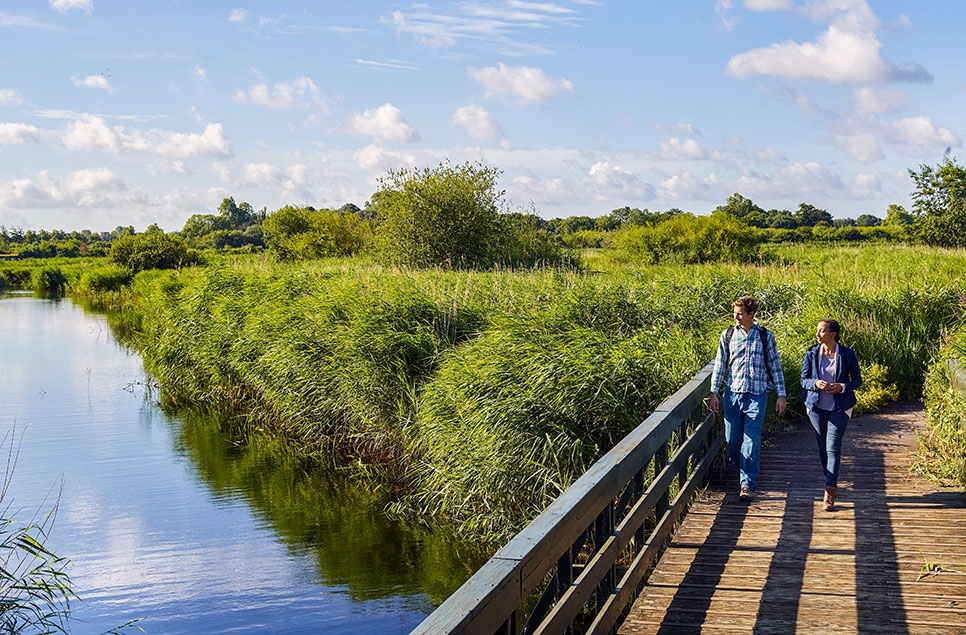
[800,319,862,511]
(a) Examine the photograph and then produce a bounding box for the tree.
[909,159,966,247]
[883,204,914,227]
[713,193,764,219]
[855,214,881,227]
[109,231,195,272]
[795,203,833,227]
[373,161,504,268]
[262,205,370,261]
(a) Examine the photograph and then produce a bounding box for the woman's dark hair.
[820,318,841,342]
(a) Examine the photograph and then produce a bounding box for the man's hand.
[709,393,720,414]
[776,396,787,415]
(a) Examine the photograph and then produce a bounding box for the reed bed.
[100,244,966,541]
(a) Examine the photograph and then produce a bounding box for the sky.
[1,0,964,233]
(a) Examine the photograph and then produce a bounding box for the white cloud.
[852,172,881,195]
[193,66,207,81]
[0,168,130,209]
[0,89,24,106]
[851,87,907,115]
[50,0,92,14]
[468,63,575,105]
[833,113,959,162]
[715,0,737,31]
[450,104,503,141]
[71,75,112,91]
[233,77,327,111]
[353,145,418,171]
[0,122,40,144]
[835,130,884,163]
[734,161,845,199]
[347,103,419,144]
[511,174,572,204]
[726,1,932,85]
[887,116,959,154]
[228,9,248,22]
[745,0,792,10]
[62,116,232,158]
[385,3,586,56]
[236,162,310,191]
[660,137,706,160]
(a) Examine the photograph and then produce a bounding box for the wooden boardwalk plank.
[619,402,966,635]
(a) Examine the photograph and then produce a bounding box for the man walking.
[709,296,786,502]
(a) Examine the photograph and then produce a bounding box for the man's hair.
[732,295,758,314]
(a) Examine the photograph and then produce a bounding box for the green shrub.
[30,266,67,293]
[853,362,899,414]
[262,206,370,261]
[77,264,133,293]
[372,161,504,268]
[109,231,198,272]
[613,213,759,265]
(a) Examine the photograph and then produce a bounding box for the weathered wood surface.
[619,402,966,635]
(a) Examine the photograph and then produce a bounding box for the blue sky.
[1,1,963,232]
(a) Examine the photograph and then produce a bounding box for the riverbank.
[61,243,962,542]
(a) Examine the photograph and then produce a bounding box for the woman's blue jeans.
[807,406,850,487]
[723,388,766,491]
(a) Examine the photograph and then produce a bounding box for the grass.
[42,243,966,542]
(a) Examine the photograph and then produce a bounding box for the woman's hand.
[815,379,829,391]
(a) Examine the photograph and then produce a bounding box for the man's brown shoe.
[739,487,755,502]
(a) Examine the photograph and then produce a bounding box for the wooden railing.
[411,361,721,635]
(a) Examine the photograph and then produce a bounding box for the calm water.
[0,295,482,634]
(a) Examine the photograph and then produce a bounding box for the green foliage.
[109,230,197,273]
[493,212,577,268]
[30,266,68,293]
[613,213,759,264]
[0,435,75,634]
[915,323,966,485]
[853,362,899,414]
[373,161,504,268]
[403,320,704,536]
[262,206,370,261]
[909,158,966,247]
[89,244,966,541]
[77,264,133,293]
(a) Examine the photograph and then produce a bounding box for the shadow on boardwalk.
[619,402,966,635]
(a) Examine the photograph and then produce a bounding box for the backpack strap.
[725,324,774,385]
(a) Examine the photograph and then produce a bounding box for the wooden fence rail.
[411,361,721,635]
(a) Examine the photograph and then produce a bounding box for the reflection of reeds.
[95,244,966,541]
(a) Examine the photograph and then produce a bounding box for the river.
[0,294,482,634]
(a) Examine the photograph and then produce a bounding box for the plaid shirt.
[710,323,786,397]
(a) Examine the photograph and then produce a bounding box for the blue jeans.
[807,406,850,487]
[722,388,766,491]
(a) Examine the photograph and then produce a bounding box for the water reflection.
[0,295,485,634]
[169,408,488,605]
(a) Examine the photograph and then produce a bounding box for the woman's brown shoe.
[824,486,837,511]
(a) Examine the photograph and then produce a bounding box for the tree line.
[3,158,966,270]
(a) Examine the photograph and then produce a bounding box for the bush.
[77,264,133,293]
[109,231,198,273]
[30,266,68,293]
[853,361,899,414]
[372,161,504,268]
[613,213,759,264]
[262,206,370,261]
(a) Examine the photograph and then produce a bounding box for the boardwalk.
[619,402,966,634]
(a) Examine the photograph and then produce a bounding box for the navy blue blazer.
[800,344,862,411]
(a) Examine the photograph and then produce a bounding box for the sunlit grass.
[78,243,966,541]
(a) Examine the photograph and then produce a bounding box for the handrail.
[412,361,720,635]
